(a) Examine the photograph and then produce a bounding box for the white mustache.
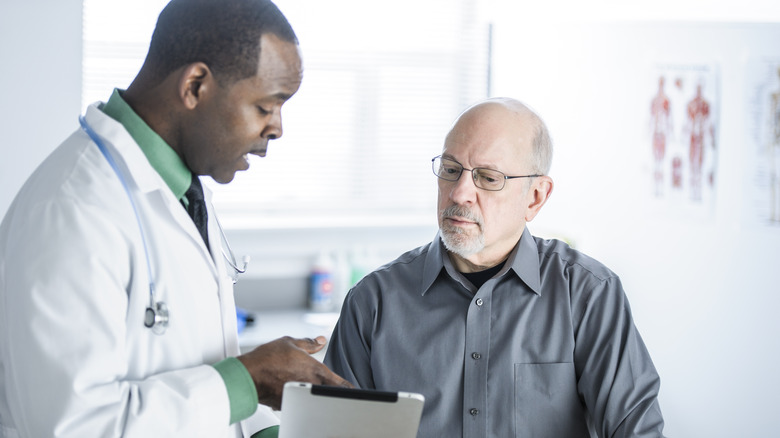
[441,204,482,227]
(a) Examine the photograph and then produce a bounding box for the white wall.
[489,4,780,436]
[0,0,83,217]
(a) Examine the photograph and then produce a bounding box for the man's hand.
[237,336,353,410]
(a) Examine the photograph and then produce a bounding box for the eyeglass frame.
[431,155,543,191]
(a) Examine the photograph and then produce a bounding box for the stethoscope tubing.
[78,114,249,333]
[78,115,165,333]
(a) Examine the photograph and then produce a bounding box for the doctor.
[0,0,349,437]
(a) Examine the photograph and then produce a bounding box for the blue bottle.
[309,251,335,312]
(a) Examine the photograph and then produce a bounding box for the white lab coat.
[0,103,277,437]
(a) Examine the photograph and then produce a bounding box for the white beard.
[439,204,485,257]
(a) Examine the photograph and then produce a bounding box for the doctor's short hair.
[145,0,298,85]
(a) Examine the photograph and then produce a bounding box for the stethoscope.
[78,115,249,334]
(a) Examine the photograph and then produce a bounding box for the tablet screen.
[279,382,425,438]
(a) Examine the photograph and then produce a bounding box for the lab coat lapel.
[83,104,219,280]
[149,188,219,279]
[83,104,160,193]
[203,184,242,357]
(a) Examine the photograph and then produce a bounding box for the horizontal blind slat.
[82,0,488,227]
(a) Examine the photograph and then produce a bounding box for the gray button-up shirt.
[324,228,665,438]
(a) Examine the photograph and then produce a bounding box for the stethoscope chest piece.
[80,114,247,336]
[144,301,169,335]
[79,115,172,336]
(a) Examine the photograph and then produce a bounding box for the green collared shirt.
[101,90,273,435]
[102,89,191,201]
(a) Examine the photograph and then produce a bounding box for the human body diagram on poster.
[647,65,719,206]
[747,61,780,226]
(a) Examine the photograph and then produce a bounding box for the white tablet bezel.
[278,381,425,438]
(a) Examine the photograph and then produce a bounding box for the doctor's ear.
[178,62,214,110]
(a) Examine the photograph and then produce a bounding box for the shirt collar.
[508,227,542,296]
[101,88,192,200]
[421,232,447,295]
[421,227,542,296]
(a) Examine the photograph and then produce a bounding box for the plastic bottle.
[349,246,375,287]
[309,251,335,312]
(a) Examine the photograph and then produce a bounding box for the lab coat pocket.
[513,362,590,438]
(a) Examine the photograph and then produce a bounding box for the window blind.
[83,0,490,228]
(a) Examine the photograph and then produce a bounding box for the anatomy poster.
[644,63,720,215]
[745,58,780,228]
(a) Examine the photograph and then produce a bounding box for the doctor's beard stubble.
[439,204,485,258]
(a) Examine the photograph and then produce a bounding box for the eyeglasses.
[431,155,542,191]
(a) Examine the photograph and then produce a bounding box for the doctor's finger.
[313,364,354,389]
[291,336,328,354]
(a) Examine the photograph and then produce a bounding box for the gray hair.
[531,114,553,175]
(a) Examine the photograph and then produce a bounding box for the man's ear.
[177,62,214,110]
[524,176,554,222]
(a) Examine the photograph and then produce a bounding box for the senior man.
[324,97,665,437]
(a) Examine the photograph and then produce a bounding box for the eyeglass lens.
[432,156,506,191]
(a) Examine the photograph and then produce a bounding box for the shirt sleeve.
[572,276,666,437]
[251,425,279,438]
[212,357,259,424]
[323,289,375,389]
[0,187,233,436]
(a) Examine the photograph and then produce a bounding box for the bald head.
[447,98,553,175]
[436,97,555,271]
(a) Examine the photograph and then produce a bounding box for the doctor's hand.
[237,335,353,410]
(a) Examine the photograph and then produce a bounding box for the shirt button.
[476,298,483,306]
[469,408,479,416]
[471,352,481,360]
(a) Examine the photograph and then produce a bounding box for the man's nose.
[262,109,283,140]
[448,170,478,204]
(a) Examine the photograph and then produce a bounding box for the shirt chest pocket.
[513,362,591,437]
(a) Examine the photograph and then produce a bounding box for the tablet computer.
[278,381,425,438]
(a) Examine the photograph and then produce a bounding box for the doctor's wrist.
[213,357,259,424]
[252,425,279,438]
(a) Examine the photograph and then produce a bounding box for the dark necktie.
[183,175,210,251]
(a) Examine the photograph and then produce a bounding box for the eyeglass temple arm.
[504,174,543,180]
